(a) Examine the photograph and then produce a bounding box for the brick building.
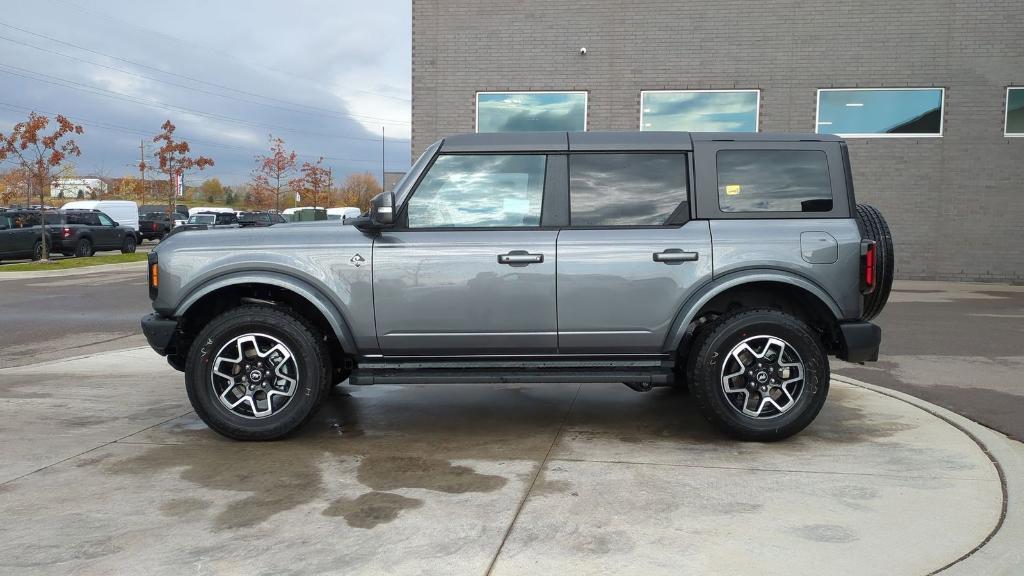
[411,0,1024,281]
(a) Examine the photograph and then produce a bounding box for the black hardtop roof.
[438,131,841,153]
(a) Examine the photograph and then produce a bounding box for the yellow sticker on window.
[725,184,742,196]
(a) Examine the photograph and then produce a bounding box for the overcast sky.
[0,0,411,186]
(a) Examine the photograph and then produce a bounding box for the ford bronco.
[141,132,893,441]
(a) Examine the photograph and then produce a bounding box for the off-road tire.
[686,308,830,441]
[74,238,92,258]
[32,240,44,261]
[121,235,137,254]
[855,204,894,321]
[185,305,331,441]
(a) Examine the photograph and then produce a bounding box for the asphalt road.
[0,264,152,368]
[1,267,1021,440]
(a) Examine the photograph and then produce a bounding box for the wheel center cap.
[249,369,264,382]
[754,370,769,384]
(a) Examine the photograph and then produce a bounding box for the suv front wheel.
[185,305,330,440]
[687,308,829,441]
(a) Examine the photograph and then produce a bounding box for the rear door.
[373,152,563,355]
[556,150,713,354]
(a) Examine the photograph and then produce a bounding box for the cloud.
[0,0,412,185]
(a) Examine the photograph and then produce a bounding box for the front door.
[372,152,558,356]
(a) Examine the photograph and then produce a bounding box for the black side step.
[349,358,675,386]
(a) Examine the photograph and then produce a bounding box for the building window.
[641,90,759,132]
[1006,87,1024,137]
[476,92,586,133]
[717,150,833,213]
[569,153,688,226]
[816,88,944,137]
[406,154,546,228]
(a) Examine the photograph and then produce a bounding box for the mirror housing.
[350,191,395,230]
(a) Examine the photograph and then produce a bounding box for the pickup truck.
[139,212,172,241]
[142,132,893,442]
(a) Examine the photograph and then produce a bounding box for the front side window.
[717,150,832,213]
[407,154,546,228]
[97,213,114,226]
[570,153,688,226]
[1006,87,1024,136]
[816,88,944,137]
[476,92,586,133]
[641,90,759,132]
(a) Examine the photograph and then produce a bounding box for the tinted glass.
[1007,88,1024,135]
[642,91,758,132]
[569,153,687,226]
[97,213,114,226]
[717,150,832,213]
[477,93,586,132]
[189,215,215,224]
[7,212,39,228]
[407,154,546,228]
[817,89,943,136]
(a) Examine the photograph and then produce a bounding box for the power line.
[0,63,412,143]
[0,33,410,127]
[0,101,403,169]
[0,20,410,126]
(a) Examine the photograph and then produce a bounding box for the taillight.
[62,227,71,239]
[152,222,158,231]
[861,240,877,294]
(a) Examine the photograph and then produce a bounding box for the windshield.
[188,214,216,224]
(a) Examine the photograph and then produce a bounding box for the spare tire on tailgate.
[855,204,894,321]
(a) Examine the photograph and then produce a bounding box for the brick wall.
[412,0,1024,282]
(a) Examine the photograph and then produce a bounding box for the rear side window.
[717,150,832,213]
[569,153,687,226]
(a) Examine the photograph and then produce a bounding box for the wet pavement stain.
[795,523,859,543]
[161,497,213,518]
[323,491,423,529]
[800,386,917,444]
[355,455,507,494]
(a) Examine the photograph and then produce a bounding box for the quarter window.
[407,154,546,228]
[717,150,832,213]
[641,90,759,132]
[569,153,688,226]
[1006,88,1024,137]
[476,92,587,133]
[816,88,944,137]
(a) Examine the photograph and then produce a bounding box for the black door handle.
[653,249,699,264]
[498,250,544,267]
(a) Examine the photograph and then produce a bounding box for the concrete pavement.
[1,347,1020,575]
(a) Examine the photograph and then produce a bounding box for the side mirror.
[351,192,395,230]
[369,192,395,226]
[112,221,120,227]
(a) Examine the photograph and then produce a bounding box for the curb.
[834,374,1024,575]
[0,261,146,280]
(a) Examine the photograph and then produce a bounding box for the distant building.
[383,171,405,191]
[51,178,108,199]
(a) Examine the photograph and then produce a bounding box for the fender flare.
[174,270,358,353]
[663,269,843,353]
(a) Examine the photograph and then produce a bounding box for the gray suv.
[142,132,893,442]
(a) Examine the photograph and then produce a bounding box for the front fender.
[174,270,360,354]
[663,269,843,353]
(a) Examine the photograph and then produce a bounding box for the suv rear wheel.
[74,238,92,258]
[185,305,330,440]
[687,308,829,441]
[121,235,137,254]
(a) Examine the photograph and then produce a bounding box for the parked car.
[326,207,362,221]
[139,204,189,220]
[0,208,136,260]
[188,206,235,217]
[186,212,238,226]
[139,212,173,241]
[142,131,893,442]
[61,200,140,242]
[236,211,275,227]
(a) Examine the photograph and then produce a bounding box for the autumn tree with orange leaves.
[153,120,214,217]
[290,157,331,209]
[339,172,382,212]
[251,134,297,213]
[0,112,83,260]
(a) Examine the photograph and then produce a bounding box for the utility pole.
[139,139,146,207]
[327,166,333,209]
[381,126,385,190]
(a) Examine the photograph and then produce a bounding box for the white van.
[61,200,140,238]
[188,206,235,216]
[326,207,362,221]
